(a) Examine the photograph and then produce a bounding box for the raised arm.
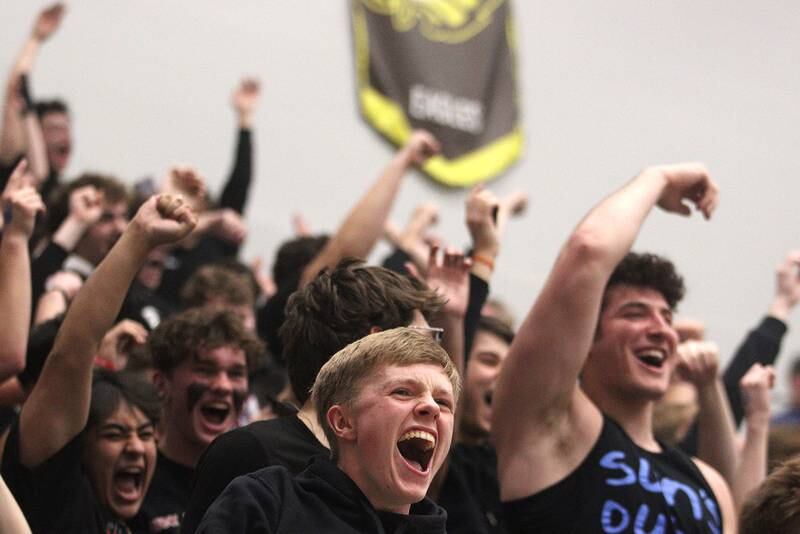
[219,78,259,214]
[17,194,196,467]
[732,363,774,509]
[300,130,440,287]
[677,341,738,485]
[0,4,65,167]
[493,164,718,498]
[0,160,44,381]
[723,251,800,424]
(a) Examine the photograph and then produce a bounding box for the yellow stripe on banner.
[359,86,522,187]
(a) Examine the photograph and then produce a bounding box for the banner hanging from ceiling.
[352,0,523,187]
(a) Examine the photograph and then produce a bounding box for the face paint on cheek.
[186,382,210,413]
[232,388,247,413]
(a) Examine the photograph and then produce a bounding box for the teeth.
[638,350,664,361]
[398,430,435,450]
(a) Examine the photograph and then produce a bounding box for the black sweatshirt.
[197,456,448,534]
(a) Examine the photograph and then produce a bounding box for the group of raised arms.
[2,4,800,534]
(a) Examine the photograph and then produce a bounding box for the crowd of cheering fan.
[2,4,800,534]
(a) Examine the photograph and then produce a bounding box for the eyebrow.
[100,422,154,432]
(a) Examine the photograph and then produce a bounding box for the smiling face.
[461,330,509,438]
[331,363,455,513]
[83,401,157,520]
[156,345,248,461]
[583,285,679,402]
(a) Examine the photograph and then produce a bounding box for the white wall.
[2,1,800,404]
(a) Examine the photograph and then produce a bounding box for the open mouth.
[113,466,144,501]
[636,349,666,369]
[397,430,435,473]
[484,390,493,406]
[200,403,231,426]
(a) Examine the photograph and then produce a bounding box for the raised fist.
[32,3,66,42]
[675,340,720,387]
[650,163,719,220]
[131,194,197,247]
[2,160,44,238]
[403,130,441,167]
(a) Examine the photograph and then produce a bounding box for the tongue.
[116,475,137,496]
[407,459,422,471]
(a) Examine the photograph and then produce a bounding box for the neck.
[158,423,204,468]
[297,402,330,449]
[337,450,410,515]
[583,383,661,452]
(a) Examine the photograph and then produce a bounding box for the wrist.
[768,297,793,321]
[745,414,770,434]
[238,113,253,129]
[53,216,89,251]
[1,227,30,247]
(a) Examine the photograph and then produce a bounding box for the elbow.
[564,228,609,266]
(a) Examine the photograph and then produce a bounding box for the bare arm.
[0,475,31,534]
[300,130,440,287]
[0,4,65,166]
[493,164,718,499]
[0,160,44,381]
[678,341,738,485]
[18,194,196,467]
[732,364,774,510]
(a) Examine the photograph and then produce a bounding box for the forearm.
[695,380,738,485]
[22,111,48,186]
[0,475,31,534]
[463,274,489,359]
[219,129,252,214]
[733,419,768,509]
[0,232,32,381]
[571,168,667,272]
[722,316,786,426]
[0,39,40,164]
[51,216,89,252]
[33,290,67,325]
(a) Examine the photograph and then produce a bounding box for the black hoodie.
[197,456,448,533]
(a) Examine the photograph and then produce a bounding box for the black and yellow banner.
[352,0,522,187]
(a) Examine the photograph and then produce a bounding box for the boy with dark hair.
[182,259,443,533]
[493,164,736,532]
[180,264,257,331]
[1,193,197,533]
[197,328,459,533]
[134,307,263,534]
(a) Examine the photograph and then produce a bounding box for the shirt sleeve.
[218,129,253,215]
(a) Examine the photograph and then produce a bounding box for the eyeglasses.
[408,325,444,343]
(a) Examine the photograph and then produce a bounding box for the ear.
[369,326,382,335]
[327,405,356,443]
[151,370,169,402]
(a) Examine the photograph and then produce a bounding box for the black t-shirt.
[131,451,194,534]
[1,421,131,534]
[196,456,448,533]
[503,416,722,534]
[438,442,506,533]
[182,414,328,534]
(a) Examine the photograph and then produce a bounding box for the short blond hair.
[311,327,460,458]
